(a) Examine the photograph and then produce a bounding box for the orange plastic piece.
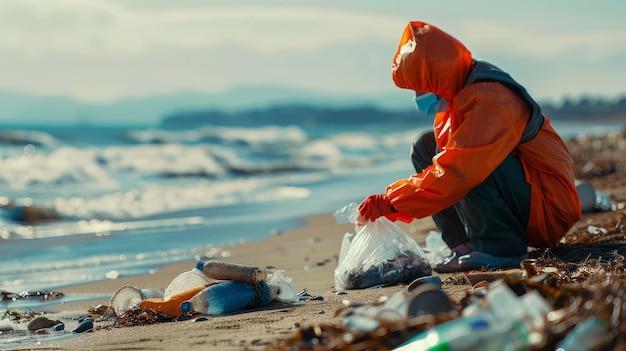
[139,281,223,317]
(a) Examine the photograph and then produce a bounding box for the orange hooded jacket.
[388,21,582,248]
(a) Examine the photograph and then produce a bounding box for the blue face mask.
[414,93,443,117]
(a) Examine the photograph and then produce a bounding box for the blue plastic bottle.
[180,280,272,315]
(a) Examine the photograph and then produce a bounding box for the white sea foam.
[101,143,226,177]
[0,125,420,225]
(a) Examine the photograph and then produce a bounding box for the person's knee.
[411,130,436,172]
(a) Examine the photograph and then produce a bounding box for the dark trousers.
[411,131,530,257]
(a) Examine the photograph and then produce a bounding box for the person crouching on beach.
[357,21,582,272]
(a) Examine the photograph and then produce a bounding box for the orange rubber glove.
[358,194,414,224]
[358,194,396,221]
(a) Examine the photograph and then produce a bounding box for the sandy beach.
[6,128,626,351]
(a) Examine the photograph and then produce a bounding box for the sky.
[1,0,625,105]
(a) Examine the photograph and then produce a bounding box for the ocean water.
[0,119,624,311]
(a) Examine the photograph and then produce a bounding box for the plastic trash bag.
[333,203,432,290]
[423,230,451,265]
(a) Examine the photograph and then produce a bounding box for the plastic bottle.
[555,317,608,351]
[180,280,277,315]
[164,266,218,297]
[110,285,164,314]
[139,284,218,317]
[137,267,221,317]
[197,260,268,284]
[394,284,551,351]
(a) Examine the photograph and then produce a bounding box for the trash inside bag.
[333,203,432,290]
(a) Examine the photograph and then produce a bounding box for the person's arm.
[388,83,532,218]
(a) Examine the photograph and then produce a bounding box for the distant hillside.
[160,105,420,128]
[542,97,626,121]
[161,96,626,128]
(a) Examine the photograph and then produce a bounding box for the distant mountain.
[0,86,414,127]
[161,104,421,128]
[162,96,626,128]
[542,97,626,122]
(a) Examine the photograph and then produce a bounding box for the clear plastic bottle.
[394,284,551,351]
[555,317,608,351]
[140,284,213,317]
[133,267,220,317]
[180,280,277,315]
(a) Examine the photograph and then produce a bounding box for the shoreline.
[50,213,439,310]
[50,213,358,309]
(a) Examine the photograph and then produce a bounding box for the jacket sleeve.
[387,82,532,218]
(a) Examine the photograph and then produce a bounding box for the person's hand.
[358,194,395,222]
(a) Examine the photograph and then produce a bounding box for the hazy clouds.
[1,0,624,103]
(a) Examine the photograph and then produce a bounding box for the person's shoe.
[432,242,474,273]
[457,251,527,271]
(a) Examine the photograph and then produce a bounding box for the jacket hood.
[392,21,473,100]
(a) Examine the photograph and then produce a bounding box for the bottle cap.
[180,301,192,314]
[195,261,204,270]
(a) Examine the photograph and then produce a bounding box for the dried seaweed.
[564,211,626,245]
[272,252,626,351]
[113,307,177,327]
